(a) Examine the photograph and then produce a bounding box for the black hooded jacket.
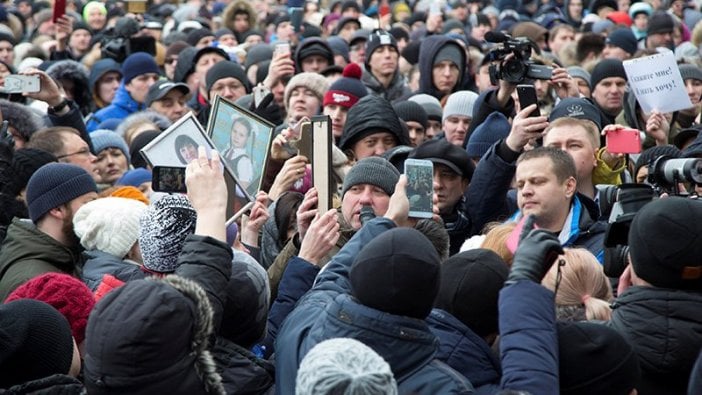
[418,36,466,100]
[338,95,411,153]
[293,37,334,72]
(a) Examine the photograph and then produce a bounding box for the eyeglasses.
[57,147,92,159]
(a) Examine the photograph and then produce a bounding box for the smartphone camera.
[152,166,187,193]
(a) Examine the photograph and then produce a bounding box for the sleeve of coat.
[175,234,233,331]
[499,281,559,395]
[48,101,93,152]
[463,89,516,147]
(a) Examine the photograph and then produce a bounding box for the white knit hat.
[296,338,398,395]
[442,90,479,122]
[73,197,148,258]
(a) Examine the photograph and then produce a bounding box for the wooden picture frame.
[206,96,275,198]
[140,112,252,220]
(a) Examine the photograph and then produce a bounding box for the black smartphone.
[517,84,540,117]
[290,7,304,33]
[152,166,187,193]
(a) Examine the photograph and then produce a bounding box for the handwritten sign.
[623,51,692,114]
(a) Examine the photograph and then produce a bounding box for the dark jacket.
[274,218,474,395]
[427,309,501,395]
[443,198,473,256]
[463,90,516,148]
[608,286,702,395]
[47,101,93,153]
[1,374,84,394]
[361,68,412,103]
[81,250,143,291]
[418,36,466,101]
[212,337,275,395]
[86,84,144,132]
[0,218,82,301]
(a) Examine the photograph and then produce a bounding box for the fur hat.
[342,157,400,197]
[284,72,330,111]
[46,60,92,115]
[0,99,43,142]
[26,163,97,223]
[91,129,131,163]
[5,273,95,345]
[73,197,147,258]
[139,194,197,273]
[296,338,398,395]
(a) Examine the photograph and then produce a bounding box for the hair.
[575,33,605,63]
[414,218,450,262]
[174,134,199,164]
[544,117,601,149]
[549,24,575,43]
[542,248,613,321]
[274,191,304,245]
[26,127,81,156]
[232,117,253,137]
[480,222,516,267]
[517,146,577,183]
[116,111,172,146]
[692,22,702,47]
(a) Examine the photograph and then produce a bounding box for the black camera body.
[100,18,156,63]
[486,33,553,85]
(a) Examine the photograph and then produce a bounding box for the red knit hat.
[323,63,368,109]
[5,273,95,345]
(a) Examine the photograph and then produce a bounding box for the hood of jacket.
[418,36,465,100]
[609,286,702,394]
[294,37,334,71]
[223,0,257,33]
[338,94,411,151]
[213,337,275,395]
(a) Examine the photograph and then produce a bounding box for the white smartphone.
[274,41,291,57]
[404,158,434,219]
[1,75,40,93]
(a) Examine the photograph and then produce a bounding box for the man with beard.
[0,163,97,300]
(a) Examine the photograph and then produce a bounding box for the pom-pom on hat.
[323,63,367,109]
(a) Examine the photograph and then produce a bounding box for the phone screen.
[152,166,187,193]
[404,159,434,218]
[53,0,66,23]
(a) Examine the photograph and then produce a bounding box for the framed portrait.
[206,96,274,198]
[140,112,253,220]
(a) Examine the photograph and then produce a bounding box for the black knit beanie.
[205,61,251,96]
[590,58,627,89]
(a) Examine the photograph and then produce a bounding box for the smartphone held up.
[404,159,434,218]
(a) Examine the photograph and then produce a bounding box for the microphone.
[360,205,375,226]
[485,31,509,43]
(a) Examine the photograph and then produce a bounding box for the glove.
[250,92,283,126]
[507,215,564,284]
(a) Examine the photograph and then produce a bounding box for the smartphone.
[274,41,291,57]
[52,0,66,23]
[290,7,304,33]
[606,128,642,154]
[298,122,312,159]
[517,84,540,117]
[0,75,40,94]
[506,215,539,254]
[152,166,187,193]
[404,159,434,219]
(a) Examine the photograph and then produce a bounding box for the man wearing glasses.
[27,127,97,178]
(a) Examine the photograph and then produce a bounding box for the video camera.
[485,31,553,85]
[100,17,156,63]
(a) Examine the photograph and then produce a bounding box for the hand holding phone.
[606,128,641,154]
[517,84,540,117]
[404,159,434,218]
[52,0,66,23]
[274,41,291,57]
[152,166,187,193]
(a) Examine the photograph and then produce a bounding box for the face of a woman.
[95,147,129,184]
[180,143,198,163]
[87,7,106,31]
[97,71,121,104]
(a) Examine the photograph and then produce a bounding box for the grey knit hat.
[679,64,702,82]
[409,94,443,121]
[567,66,592,90]
[342,157,400,197]
[91,129,131,163]
[26,163,98,223]
[443,91,479,122]
[296,338,398,395]
[139,194,197,273]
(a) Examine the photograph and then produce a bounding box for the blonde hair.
[480,222,516,267]
[542,248,613,321]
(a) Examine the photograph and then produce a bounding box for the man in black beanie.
[590,58,627,127]
[645,11,675,50]
[199,61,251,126]
[361,29,412,102]
[394,101,428,147]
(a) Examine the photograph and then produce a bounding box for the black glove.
[507,215,564,284]
[250,92,283,126]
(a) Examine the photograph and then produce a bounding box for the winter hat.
[409,94,443,121]
[411,138,475,180]
[606,28,638,56]
[338,95,410,151]
[294,38,334,70]
[434,42,464,69]
[284,72,330,111]
[442,91,479,122]
[165,40,191,61]
[326,36,350,63]
[364,29,398,68]
[350,228,441,319]
[342,157,400,197]
[590,58,627,89]
[9,148,57,196]
[26,163,97,223]
[607,11,632,26]
[628,197,702,290]
[116,168,152,188]
[89,58,122,90]
[244,44,274,70]
[174,46,198,83]
[333,16,361,35]
[205,61,250,96]
[633,144,680,178]
[0,299,74,388]
[511,21,548,44]
[549,97,603,130]
[558,321,640,395]
[296,338,398,395]
[679,63,702,82]
[129,130,161,168]
[91,129,131,163]
[628,1,652,19]
[0,99,42,142]
[121,52,160,84]
[434,249,508,337]
[467,112,511,159]
[83,1,107,21]
[139,194,197,273]
[323,63,367,109]
[567,66,592,90]
[647,11,675,35]
[84,276,224,394]
[219,255,271,347]
[73,196,147,258]
[393,101,428,129]
[110,186,149,205]
[186,28,214,47]
[5,273,95,345]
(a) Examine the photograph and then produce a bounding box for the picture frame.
[311,115,333,215]
[140,112,253,220]
[206,96,275,198]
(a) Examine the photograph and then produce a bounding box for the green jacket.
[0,218,82,301]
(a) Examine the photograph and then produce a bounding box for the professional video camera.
[101,17,156,63]
[485,31,553,85]
[648,156,702,194]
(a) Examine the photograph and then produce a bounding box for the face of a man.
[686,78,702,107]
[58,132,97,176]
[369,45,399,78]
[573,77,591,98]
[323,104,349,139]
[0,40,14,64]
[406,121,426,147]
[209,77,247,102]
[647,30,673,49]
[442,115,471,146]
[70,29,92,52]
[516,156,575,231]
[338,22,360,41]
[602,44,630,60]
[568,0,583,19]
[433,163,468,215]
[97,71,121,104]
[592,76,626,115]
[426,119,441,140]
[351,132,397,159]
[125,73,159,104]
[549,29,575,54]
[195,53,226,91]
[543,125,598,186]
[150,89,188,123]
[349,40,366,64]
[301,55,330,73]
[95,147,129,184]
[341,183,391,229]
[476,64,495,92]
[233,13,250,33]
[432,60,460,95]
[277,21,294,42]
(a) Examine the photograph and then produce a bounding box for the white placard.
[623,51,693,114]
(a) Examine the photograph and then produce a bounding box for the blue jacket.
[274,218,474,395]
[81,250,142,291]
[86,84,144,132]
[427,309,501,395]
